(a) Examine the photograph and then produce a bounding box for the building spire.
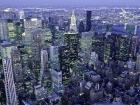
[70,10,77,32]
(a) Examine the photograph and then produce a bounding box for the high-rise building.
[0,19,8,41]
[92,33,104,61]
[44,28,53,47]
[1,42,18,105]
[40,49,48,84]
[59,46,71,84]
[23,18,42,45]
[136,54,140,72]
[7,19,17,41]
[115,35,130,61]
[15,21,24,43]
[131,35,139,59]
[11,47,23,91]
[64,32,79,61]
[78,20,85,33]
[60,32,79,84]
[70,11,77,32]
[86,11,92,32]
[104,36,112,63]
[49,46,60,70]
[80,32,94,64]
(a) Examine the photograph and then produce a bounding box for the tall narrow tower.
[2,42,18,105]
[70,10,77,32]
[86,10,92,32]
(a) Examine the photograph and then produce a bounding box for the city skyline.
[0,1,140,105]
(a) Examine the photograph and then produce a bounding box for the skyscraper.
[59,46,71,84]
[7,19,16,41]
[80,32,94,64]
[49,45,60,70]
[70,11,77,32]
[23,18,42,45]
[131,35,139,59]
[78,20,85,33]
[2,42,18,105]
[115,35,130,61]
[92,33,104,61]
[40,49,48,84]
[11,47,24,98]
[136,54,140,72]
[86,11,92,32]
[64,32,79,61]
[0,19,8,41]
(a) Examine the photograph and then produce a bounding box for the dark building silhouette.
[78,20,85,33]
[86,11,92,32]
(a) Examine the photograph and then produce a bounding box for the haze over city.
[0,0,140,7]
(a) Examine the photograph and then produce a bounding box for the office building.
[59,46,71,84]
[40,49,48,84]
[49,45,60,70]
[92,33,104,61]
[80,32,94,64]
[1,42,18,105]
[115,35,130,61]
[86,11,92,32]
[136,54,140,72]
[11,47,24,97]
[78,20,85,33]
[0,19,8,41]
[7,20,16,41]
[64,32,79,61]
[23,18,42,45]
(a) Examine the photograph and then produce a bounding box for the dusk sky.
[0,0,139,7]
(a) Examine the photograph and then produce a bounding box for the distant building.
[7,20,17,41]
[136,54,140,72]
[131,35,139,59]
[78,20,85,33]
[0,19,8,41]
[115,35,130,61]
[19,10,25,20]
[23,18,42,45]
[86,11,92,32]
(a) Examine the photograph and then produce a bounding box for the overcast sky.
[0,0,139,7]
